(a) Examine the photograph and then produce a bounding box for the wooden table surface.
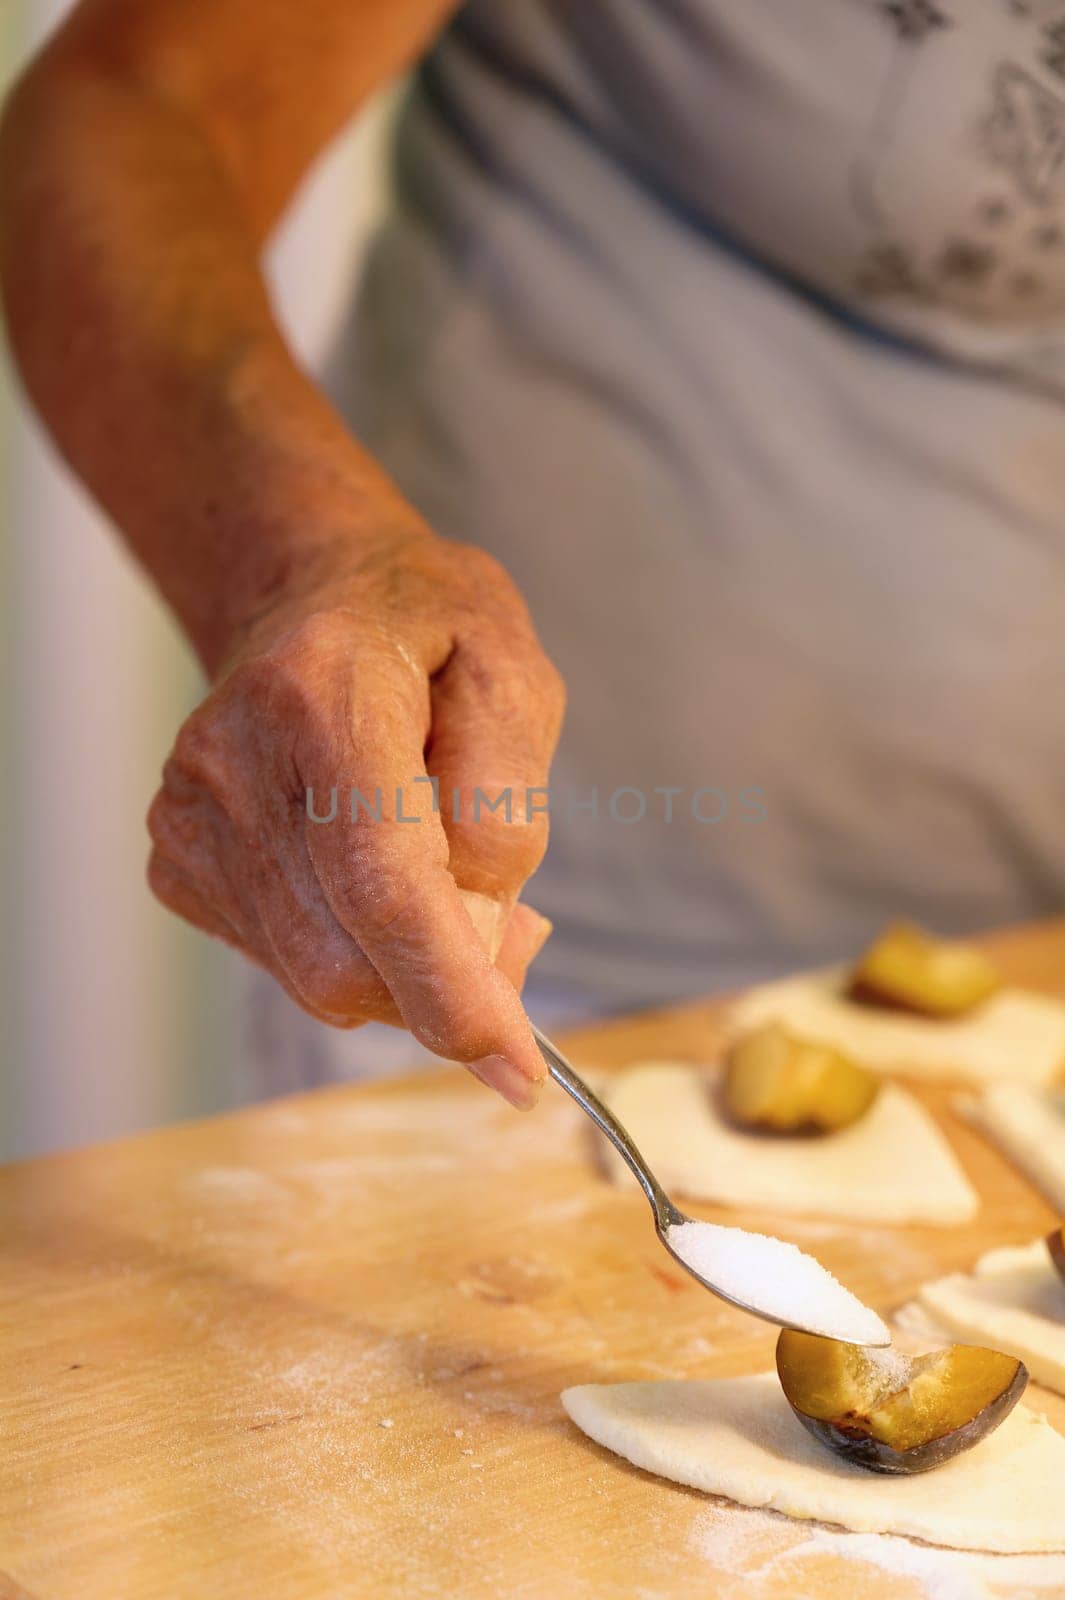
[2,920,1064,1600]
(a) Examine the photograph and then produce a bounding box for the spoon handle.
[531,1024,683,1230]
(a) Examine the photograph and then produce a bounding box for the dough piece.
[731,969,1065,1087]
[562,1373,1065,1553]
[602,1063,978,1224]
[962,1086,1065,1211]
[896,1241,1065,1397]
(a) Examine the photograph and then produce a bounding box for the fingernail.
[505,904,553,963]
[468,1054,540,1110]
[460,891,509,960]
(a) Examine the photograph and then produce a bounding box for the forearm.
[0,57,414,675]
[0,0,563,1102]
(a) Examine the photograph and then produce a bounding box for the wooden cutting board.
[2,920,1063,1600]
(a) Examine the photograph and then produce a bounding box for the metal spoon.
[532,1024,889,1346]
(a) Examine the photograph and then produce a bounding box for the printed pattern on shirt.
[853,0,1065,320]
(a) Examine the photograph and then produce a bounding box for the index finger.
[303,648,547,1107]
[425,630,565,900]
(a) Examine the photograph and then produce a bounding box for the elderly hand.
[146,525,565,1108]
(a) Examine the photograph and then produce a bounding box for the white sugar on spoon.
[665,1220,889,1346]
[535,1025,889,1346]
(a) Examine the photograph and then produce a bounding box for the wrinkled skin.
[147,530,565,1105]
[0,0,565,1107]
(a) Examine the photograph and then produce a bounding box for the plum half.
[1047,1225,1065,1283]
[847,922,1001,1020]
[723,1023,879,1134]
[776,1329,1028,1475]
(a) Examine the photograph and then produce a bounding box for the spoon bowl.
[533,1024,890,1346]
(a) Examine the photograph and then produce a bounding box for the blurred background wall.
[1,0,392,1158]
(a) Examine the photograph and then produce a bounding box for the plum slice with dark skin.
[847,922,1001,1020]
[776,1329,1028,1476]
[723,1023,880,1135]
[1047,1226,1065,1284]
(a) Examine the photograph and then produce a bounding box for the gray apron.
[252,0,1065,1088]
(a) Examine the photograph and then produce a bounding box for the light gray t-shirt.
[251,0,1065,1085]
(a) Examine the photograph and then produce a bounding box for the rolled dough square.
[961,1086,1065,1211]
[731,970,1065,1087]
[600,1062,978,1225]
[896,1240,1065,1397]
[562,1373,1065,1553]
